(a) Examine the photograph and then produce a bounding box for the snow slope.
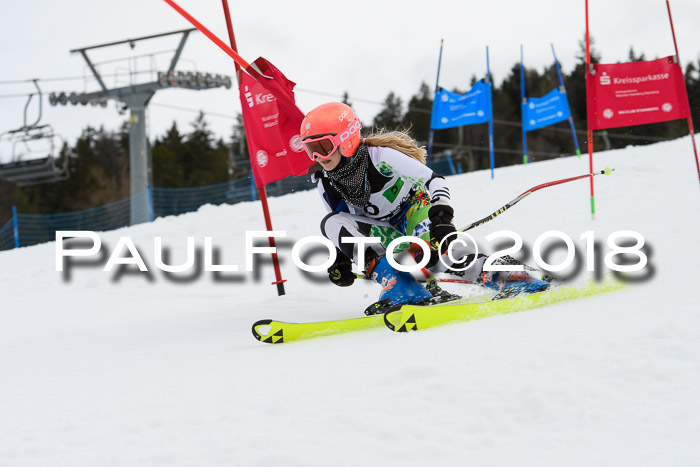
[1,137,699,467]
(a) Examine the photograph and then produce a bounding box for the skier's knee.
[320,211,341,239]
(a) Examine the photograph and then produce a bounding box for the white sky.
[1,0,699,163]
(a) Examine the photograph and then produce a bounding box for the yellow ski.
[384,279,625,333]
[252,315,385,344]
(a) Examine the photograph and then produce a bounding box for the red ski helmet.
[300,102,362,159]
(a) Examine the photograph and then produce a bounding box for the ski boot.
[491,255,556,283]
[425,276,461,304]
[364,256,433,315]
[478,257,550,299]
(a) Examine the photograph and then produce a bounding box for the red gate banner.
[239,58,312,187]
[587,56,690,130]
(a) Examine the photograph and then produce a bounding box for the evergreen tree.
[373,92,404,130]
[179,112,228,186]
[566,35,602,143]
[686,60,700,123]
[627,46,646,62]
[152,113,228,187]
[493,63,523,165]
[230,114,250,179]
[152,123,185,188]
[401,82,432,143]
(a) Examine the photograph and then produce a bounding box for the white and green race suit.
[316,145,483,279]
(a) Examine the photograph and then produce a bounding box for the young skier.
[300,102,548,313]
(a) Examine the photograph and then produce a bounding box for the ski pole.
[459,167,614,232]
[352,168,614,281]
[421,168,614,282]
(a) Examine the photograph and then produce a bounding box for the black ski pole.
[355,167,614,281]
[459,167,614,233]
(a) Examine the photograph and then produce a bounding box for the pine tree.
[230,114,250,179]
[628,46,646,62]
[401,82,432,143]
[373,92,404,131]
[686,60,700,123]
[152,123,185,188]
[183,112,228,186]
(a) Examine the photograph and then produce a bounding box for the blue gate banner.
[431,80,492,130]
[522,87,571,132]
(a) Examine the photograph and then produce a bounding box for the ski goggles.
[302,133,342,161]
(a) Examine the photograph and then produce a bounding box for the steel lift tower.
[49,29,232,224]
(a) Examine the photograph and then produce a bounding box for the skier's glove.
[328,251,355,287]
[428,205,457,253]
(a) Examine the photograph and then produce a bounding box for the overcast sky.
[1,0,699,163]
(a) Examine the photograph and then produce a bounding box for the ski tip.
[383,311,396,331]
[252,319,273,342]
[383,306,419,333]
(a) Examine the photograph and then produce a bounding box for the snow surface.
[1,137,699,466]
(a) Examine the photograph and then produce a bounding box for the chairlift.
[0,81,70,186]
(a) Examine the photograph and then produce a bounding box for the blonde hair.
[363,128,427,164]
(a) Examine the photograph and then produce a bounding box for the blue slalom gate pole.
[444,150,456,175]
[520,45,528,165]
[486,46,495,179]
[250,174,257,201]
[147,186,155,222]
[12,206,19,249]
[551,43,581,157]
[426,39,444,168]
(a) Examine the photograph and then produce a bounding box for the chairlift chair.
[0,81,70,187]
[0,126,69,186]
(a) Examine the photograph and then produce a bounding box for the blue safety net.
[0,218,15,251]
[1,166,460,251]
[13,193,141,247]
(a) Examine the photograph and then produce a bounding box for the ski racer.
[300,102,549,313]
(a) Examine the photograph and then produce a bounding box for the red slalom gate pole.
[665,0,700,187]
[585,0,596,217]
[220,0,286,295]
[164,0,251,70]
[255,186,287,295]
[221,1,241,74]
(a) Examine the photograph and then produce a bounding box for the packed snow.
[1,137,699,466]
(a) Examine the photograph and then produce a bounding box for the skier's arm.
[425,174,451,208]
[424,173,457,250]
[372,147,452,208]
